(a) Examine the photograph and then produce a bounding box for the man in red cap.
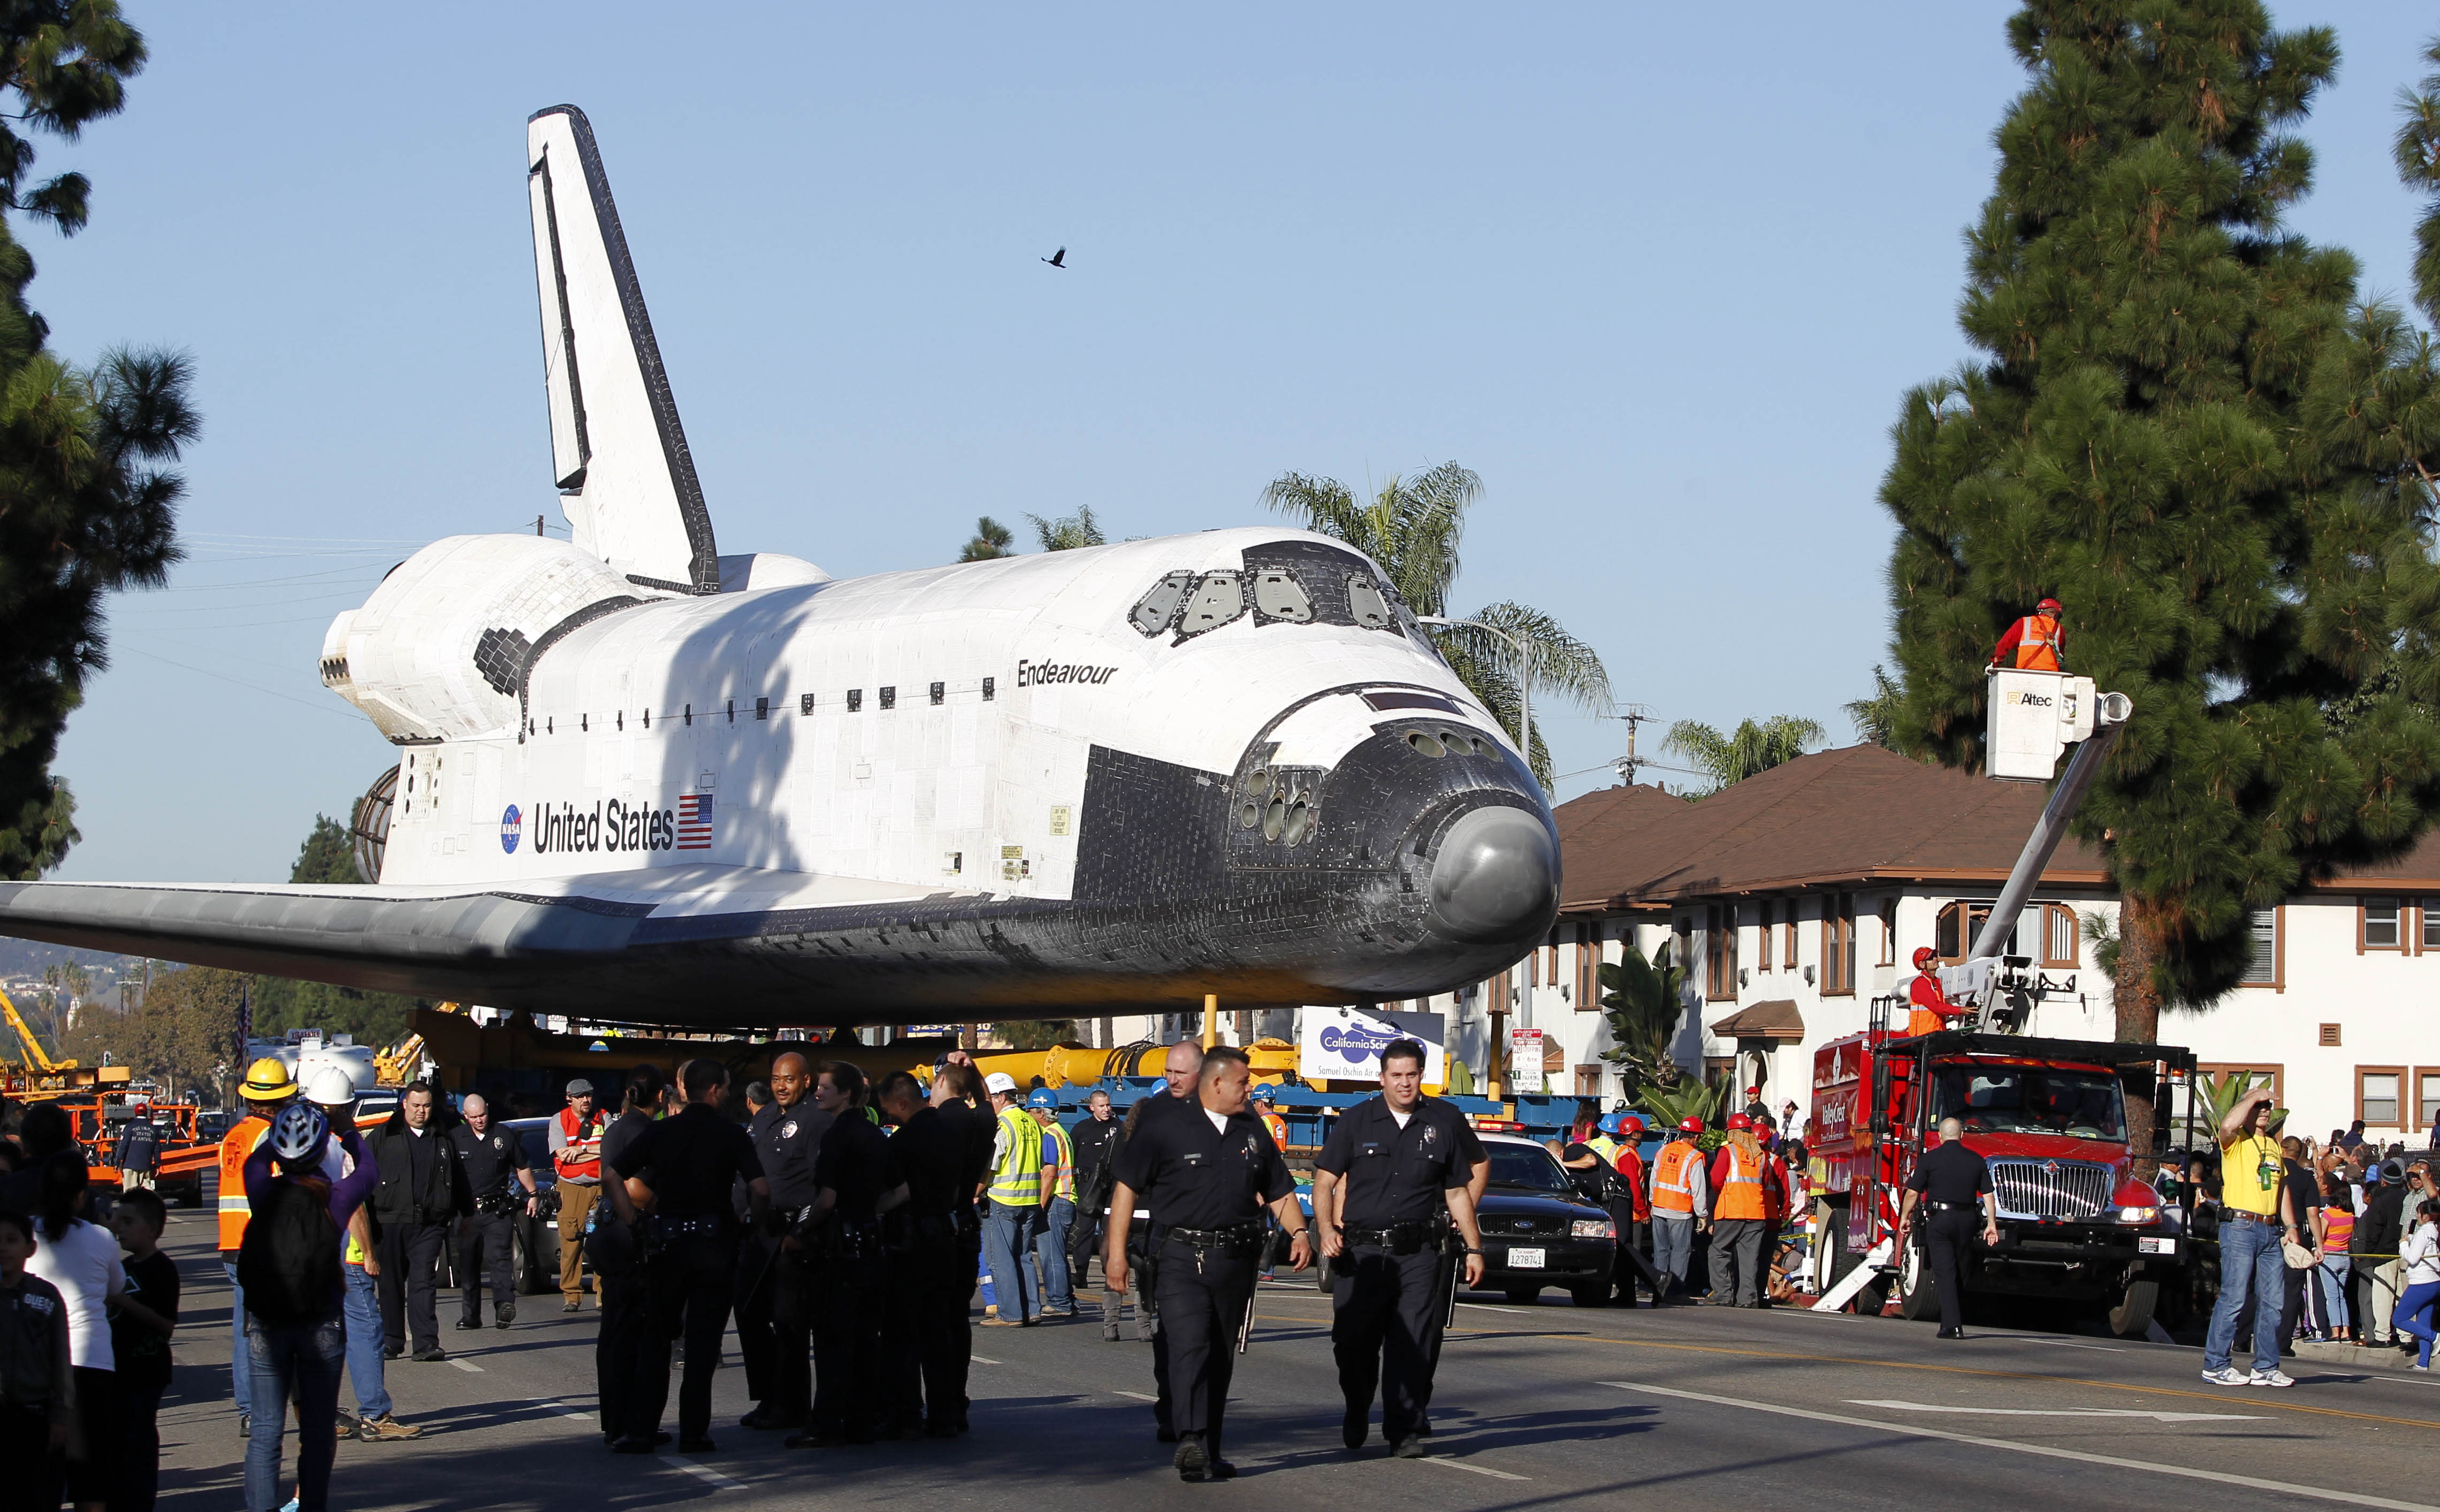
[1990,597,2064,671]
[1646,1118,1709,1303]
[1907,946,1965,1037]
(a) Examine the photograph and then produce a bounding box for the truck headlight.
[2117,1205,2159,1224]
[1571,1219,1616,1239]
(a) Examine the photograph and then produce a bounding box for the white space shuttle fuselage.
[0,106,1561,1028]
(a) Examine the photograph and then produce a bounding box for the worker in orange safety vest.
[1648,1119,1709,1303]
[1990,597,2064,671]
[1907,946,1966,1037]
[218,1056,302,1435]
[1704,1115,1780,1308]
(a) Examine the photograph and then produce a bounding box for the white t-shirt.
[28,1217,125,1371]
[1204,1109,1229,1135]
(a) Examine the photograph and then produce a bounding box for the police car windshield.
[1486,1145,1573,1193]
[1933,1065,2125,1140]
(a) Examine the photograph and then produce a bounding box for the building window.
[2241,908,2282,988]
[1706,904,1740,1001]
[2042,904,2079,969]
[1758,900,1775,972]
[1528,950,1540,989]
[1544,940,1559,986]
[1575,922,1599,1011]
[1486,968,1512,1012]
[1934,900,1994,964]
[1574,1064,1603,1096]
[2362,897,2403,952]
[2422,904,2440,953]
[2360,1067,2406,1128]
[1821,893,1855,996]
[1878,897,1898,967]
[2419,1068,2440,1132]
[1782,905,1798,971]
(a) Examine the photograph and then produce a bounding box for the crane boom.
[0,986,67,1074]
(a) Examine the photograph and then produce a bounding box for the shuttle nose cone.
[1428,805,1559,944]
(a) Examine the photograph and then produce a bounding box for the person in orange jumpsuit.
[1990,598,2063,670]
[1906,946,1966,1037]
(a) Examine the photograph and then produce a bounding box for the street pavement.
[150,1209,2440,1512]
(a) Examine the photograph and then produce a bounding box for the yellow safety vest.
[988,1106,1044,1206]
[1046,1120,1076,1202]
[1585,1135,1622,1167]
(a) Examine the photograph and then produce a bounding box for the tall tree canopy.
[2398,34,2440,327]
[1263,462,1612,784]
[1662,714,1825,792]
[0,2,197,879]
[1880,2,2440,1051]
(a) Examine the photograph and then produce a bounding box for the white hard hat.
[984,1072,1018,1096]
[304,1066,360,1109]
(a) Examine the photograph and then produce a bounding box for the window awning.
[1709,999,1804,1041]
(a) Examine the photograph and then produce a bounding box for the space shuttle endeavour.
[0,106,1561,1028]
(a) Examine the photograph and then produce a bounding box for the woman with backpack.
[239,1102,378,1512]
[26,1151,123,1512]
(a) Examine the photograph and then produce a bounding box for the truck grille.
[1988,1158,2113,1219]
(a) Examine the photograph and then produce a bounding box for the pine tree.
[2398,34,2440,327]
[1881,3,2440,1073]
[958,516,1014,561]
[0,4,200,879]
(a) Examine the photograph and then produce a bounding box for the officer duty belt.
[1341,1220,1438,1254]
[1163,1223,1264,1256]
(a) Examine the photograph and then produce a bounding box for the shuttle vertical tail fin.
[526,104,718,595]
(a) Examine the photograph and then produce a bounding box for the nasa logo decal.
[500,805,522,854]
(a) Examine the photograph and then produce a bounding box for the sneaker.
[358,1414,425,1442]
[562,1301,581,1314]
[497,1303,515,1326]
[2199,1367,2246,1386]
[2248,1368,2296,1388]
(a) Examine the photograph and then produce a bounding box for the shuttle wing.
[527,104,718,595]
[0,866,981,1013]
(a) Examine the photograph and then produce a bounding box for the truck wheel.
[1814,1202,1847,1297]
[1894,1236,1936,1321]
[2107,1277,2157,1338]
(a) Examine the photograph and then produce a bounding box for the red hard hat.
[2037,597,2062,613]
[1619,1116,1645,1134]
[1726,1113,1753,1132]
[1912,945,1936,968]
[1678,1118,1704,1134]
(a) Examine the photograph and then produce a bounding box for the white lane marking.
[659,1456,745,1492]
[1848,1399,2266,1424]
[530,1399,594,1422]
[448,1358,483,1373]
[1601,1383,2438,1512]
[1416,1455,1530,1482]
[1455,1302,1527,1315]
[1114,1391,1160,1401]
[971,1355,1004,1365]
[2003,1337,2126,1353]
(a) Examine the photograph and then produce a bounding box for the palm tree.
[1661,715,1824,793]
[1262,462,1611,784]
[959,517,1015,562]
[1027,506,1106,552]
[1844,666,1903,750]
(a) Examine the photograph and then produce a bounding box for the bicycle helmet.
[270,1101,329,1166]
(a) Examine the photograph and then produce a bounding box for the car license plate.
[1508,1247,1545,1269]
[2138,1236,2176,1256]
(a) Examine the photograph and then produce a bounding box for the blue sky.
[35,2,2440,882]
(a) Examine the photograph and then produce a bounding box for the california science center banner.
[1298,1007,1446,1085]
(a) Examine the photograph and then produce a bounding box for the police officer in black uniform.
[1312,1038,1485,1456]
[874,1069,972,1437]
[1106,1045,1309,1483]
[739,1051,828,1433]
[1896,1115,1999,1340]
[450,1094,537,1330]
[591,1064,664,1448]
[606,1058,769,1454]
[788,1060,905,1449]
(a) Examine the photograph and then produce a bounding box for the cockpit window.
[1253,569,1313,623]
[1178,571,1247,637]
[1131,571,1195,637]
[1346,575,1394,630]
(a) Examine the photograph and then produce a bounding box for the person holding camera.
[2201,1085,2301,1388]
[449,1095,536,1332]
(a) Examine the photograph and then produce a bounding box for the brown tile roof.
[2305,829,2440,893]
[1708,999,1805,1040]
[1553,781,1688,854]
[1557,744,2108,912]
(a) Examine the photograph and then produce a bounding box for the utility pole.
[1610,704,1654,785]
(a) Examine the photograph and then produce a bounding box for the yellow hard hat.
[240,1057,299,1104]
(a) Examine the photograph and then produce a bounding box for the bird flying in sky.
[1042,246,1067,268]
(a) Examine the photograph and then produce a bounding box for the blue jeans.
[342,1261,391,1420]
[224,1259,249,1418]
[2396,1281,2440,1369]
[2318,1254,2351,1334]
[983,1202,1042,1323]
[244,1307,345,1512]
[2204,1213,2285,1374]
[1035,1198,1075,1310]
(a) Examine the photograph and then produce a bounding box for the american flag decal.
[676,792,714,850]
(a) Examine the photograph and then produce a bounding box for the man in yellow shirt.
[2202,1085,2302,1388]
